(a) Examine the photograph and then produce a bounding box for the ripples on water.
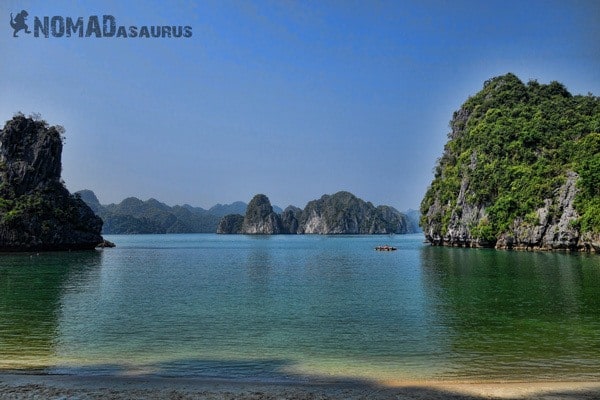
[1,234,599,382]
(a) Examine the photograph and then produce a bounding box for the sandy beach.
[1,373,600,399]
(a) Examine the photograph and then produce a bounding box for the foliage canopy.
[421,73,600,240]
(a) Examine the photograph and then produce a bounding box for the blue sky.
[1,1,599,211]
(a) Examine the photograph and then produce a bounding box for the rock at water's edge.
[241,194,284,234]
[217,214,244,234]
[0,114,104,251]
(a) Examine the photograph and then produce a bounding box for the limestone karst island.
[217,192,417,235]
[0,114,104,251]
[420,73,600,252]
[2,73,599,254]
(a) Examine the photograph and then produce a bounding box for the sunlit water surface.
[1,234,599,383]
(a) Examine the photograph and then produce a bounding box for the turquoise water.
[1,234,600,383]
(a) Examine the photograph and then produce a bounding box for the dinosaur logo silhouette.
[10,10,31,37]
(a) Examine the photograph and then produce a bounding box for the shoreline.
[1,372,600,399]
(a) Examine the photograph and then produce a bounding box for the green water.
[1,234,599,383]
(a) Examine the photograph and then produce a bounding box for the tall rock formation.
[241,194,284,234]
[217,191,416,235]
[0,114,103,251]
[420,74,600,252]
[297,191,410,234]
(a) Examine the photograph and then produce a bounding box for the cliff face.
[495,171,583,250]
[281,205,302,234]
[420,74,600,252]
[298,191,410,234]
[218,191,415,235]
[0,115,103,251]
[217,214,244,234]
[241,194,284,234]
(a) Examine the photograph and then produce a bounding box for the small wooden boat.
[375,245,397,251]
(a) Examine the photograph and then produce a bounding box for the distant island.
[217,192,420,235]
[421,73,600,252]
[76,190,222,234]
[0,114,104,251]
[77,190,420,235]
[76,191,286,234]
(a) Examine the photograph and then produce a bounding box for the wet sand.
[1,372,600,399]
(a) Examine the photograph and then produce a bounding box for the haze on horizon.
[1,1,598,211]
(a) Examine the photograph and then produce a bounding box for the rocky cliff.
[217,214,244,234]
[241,194,284,234]
[281,205,302,234]
[376,205,412,235]
[297,191,410,234]
[0,114,103,251]
[420,74,600,252]
[218,191,414,235]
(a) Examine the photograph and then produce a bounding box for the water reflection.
[246,247,272,287]
[4,235,600,382]
[420,246,600,380]
[0,251,103,368]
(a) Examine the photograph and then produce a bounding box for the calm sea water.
[1,234,600,383]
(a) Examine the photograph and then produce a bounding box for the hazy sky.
[1,1,599,211]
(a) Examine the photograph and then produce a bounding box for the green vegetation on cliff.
[421,73,600,247]
[573,132,600,233]
[218,191,416,235]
